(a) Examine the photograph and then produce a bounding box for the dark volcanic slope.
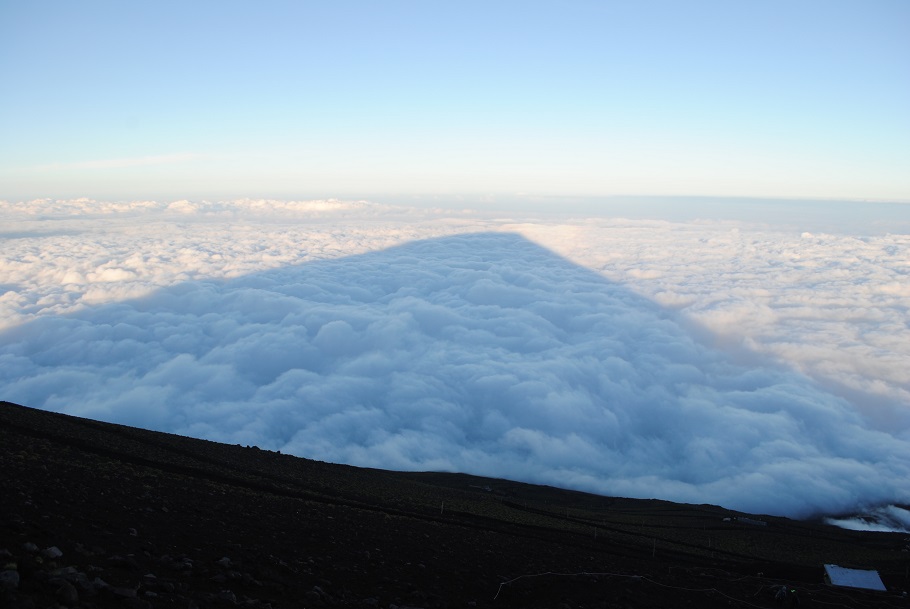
[1,401,906,609]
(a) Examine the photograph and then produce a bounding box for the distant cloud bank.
[1,198,908,520]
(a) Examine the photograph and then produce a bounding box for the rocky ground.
[1,400,908,609]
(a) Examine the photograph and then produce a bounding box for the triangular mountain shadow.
[1,232,907,518]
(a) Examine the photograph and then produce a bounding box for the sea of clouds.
[1,198,908,523]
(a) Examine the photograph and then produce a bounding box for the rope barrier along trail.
[492,571,771,609]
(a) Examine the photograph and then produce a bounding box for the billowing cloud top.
[1,199,908,519]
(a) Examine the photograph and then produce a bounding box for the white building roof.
[823,564,886,591]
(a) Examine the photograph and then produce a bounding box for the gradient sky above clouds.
[2,199,909,520]
[2,0,909,202]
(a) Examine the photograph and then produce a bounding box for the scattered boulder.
[53,579,78,605]
[41,546,63,560]
[0,570,20,591]
[112,585,139,598]
[218,589,238,604]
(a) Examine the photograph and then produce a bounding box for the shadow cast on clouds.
[1,232,907,518]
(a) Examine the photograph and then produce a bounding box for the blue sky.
[1,0,908,202]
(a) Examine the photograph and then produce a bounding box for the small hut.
[823,564,886,591]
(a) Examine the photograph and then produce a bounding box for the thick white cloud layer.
[513,221,910,437]
[1,198,909,519]
[824,505,910,533]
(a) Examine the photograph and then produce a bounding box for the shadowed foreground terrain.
[1,401,907,609]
